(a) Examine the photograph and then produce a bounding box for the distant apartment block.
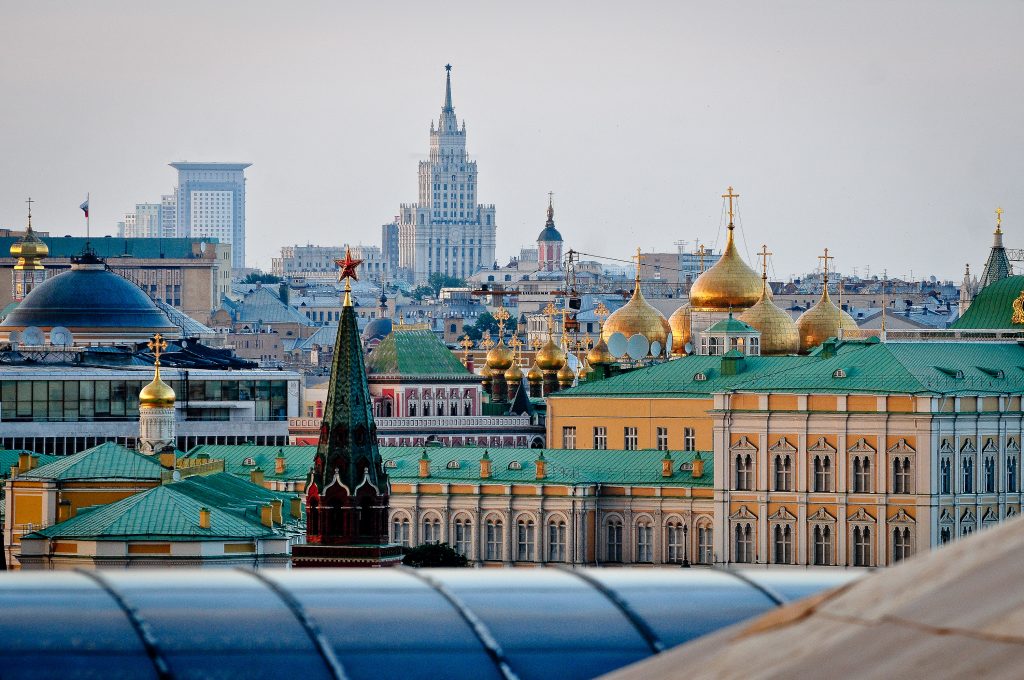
[272,244,390,282]
[171,162,251,269]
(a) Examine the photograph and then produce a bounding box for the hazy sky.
[2,1,1022,281]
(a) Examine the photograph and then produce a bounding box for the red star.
[335,247,363,282]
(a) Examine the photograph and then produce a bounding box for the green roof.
[18,442,163,481]
[185,445,316,482]
[366,328,472,378]
[952,276,1024,330]
[0,236,219,260]
[0,450,59,478]
[706,316,758,335]
[556,339,1024,398]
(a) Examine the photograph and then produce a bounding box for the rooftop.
[366,328,474,379]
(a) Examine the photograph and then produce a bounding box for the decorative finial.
[697,244,707,274]
[632,247,643,284]
[757,244,772,297]
[543,302,559,337]
[721,186,739,228]
[546,191,554,224]
[147,333,168,382]
[459,334,474,360]
[480,330,495,351]
[493,306,511,340]
[335,246,364,307]
[25,196,33,231]
[996,207,1004,234]
[818,247,834,289]
[594,302,610,330]
[445,63,452,72]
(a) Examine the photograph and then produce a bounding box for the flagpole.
[86,192,91,250]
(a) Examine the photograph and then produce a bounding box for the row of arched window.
[404,389,475,417]
[939,454,1019,495]
[602,517,713,564]
[390,513,570,563]
[732,521,915,566]
[740,453,917,494]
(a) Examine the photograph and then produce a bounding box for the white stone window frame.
[848,438,876,494]
[889,508,916,562]
[887,438,916,495]
[729,505,758,564]
[731,437,758,491]
[808,437,837,493]
[847,507,875,567]
[769,437,797,492]
[808,507,837,566]
[768,506,797,565]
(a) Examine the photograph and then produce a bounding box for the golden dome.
[10,227,49,271]
[536,336,566,371]
[557,362,575,387]
[527,363,543,382]
[586,336,615,366]
[668,304,691,356]
[688,225,763,312]
[485,339,514,371]
[601,283,669,349]
[139,365,176,409]
[796,287,858,353]
[738,279,799,355]
[504,362,524,383]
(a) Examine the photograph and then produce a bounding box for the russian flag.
[79,198,89,218]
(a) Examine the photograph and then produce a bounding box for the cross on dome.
[147,333,168,366]
[818,247,834,284]
[722,186,739,226]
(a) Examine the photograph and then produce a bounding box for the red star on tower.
[335,247,363,282]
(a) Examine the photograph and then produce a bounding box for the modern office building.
[171,161,251,269]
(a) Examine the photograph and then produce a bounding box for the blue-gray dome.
[1,262,177,334]
[537,199,563,242]
[362,317,393,344]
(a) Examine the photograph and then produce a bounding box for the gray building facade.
[171,162,251,269]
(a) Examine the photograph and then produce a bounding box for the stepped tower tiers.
[795,247,858,354]
[738,245,800,355]
[137,334,177,455]
[672,187,764,355]
[537,193,564,272]
[293,248,402,568]
[10,197,50,301]
[396,65,497,284]
[979,207,1012,291]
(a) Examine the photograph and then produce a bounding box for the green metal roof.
[952,276,1024,330]
[18,442,163,481]
[184,445,316,482]
[0,236,219,260]
[0,451,59,479]
[556,339,1024,397]
[706,316,758,335]
[366,328,473,378]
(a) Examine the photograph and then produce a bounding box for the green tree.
[411,285,435,301]
[401,542,469,568]
[427,272,467,296]
[464,311,499,341]
[242,271,282,284]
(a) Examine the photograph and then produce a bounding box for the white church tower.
[396,65,497,283]
[137,334,177,455]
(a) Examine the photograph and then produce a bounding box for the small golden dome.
[485,339,514,371]
[10,228,49,271]
[527,363,543,382]
[139,368,176,409]
[796,288,858,353]
[586,336,615,366]
[668,304,691,356]
[601,284,669,349]
[557,362,575,386]
[504,362,524,382]
[688,226,763,312]
[739,280,799,355]
[536,337,566,371]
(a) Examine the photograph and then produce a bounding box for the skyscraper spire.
[443,63,454,113]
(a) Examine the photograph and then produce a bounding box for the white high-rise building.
[171,162,251,269]
[395,66,496,284]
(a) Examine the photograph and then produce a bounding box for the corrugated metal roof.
[0,450,59,478]
[366,329,472,378]
[18,442,163,481]
[952,275,1024,330]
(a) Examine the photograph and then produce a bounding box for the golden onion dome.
[139,368,176,409]
[557,362,575,387]
[688,225,763,312]
[586,335,615,366]
[796,287,859,353]
[738,279,800,355]
[527,363,544,382]
[504,362,524,383]
[485,339,514,371]
[536,336,566,371]
[601,283,669,349]
[668,304,691,356]
[10,227,49,270]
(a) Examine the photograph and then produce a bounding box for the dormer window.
[833,368,847,379]
[507,461,522,470]
[446,460,461,470]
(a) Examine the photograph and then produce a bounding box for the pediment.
[938,508,954,524]
[982,507,1000,523]
[1007,439,1021,453]
[961,509,977,523]
[887,438,916,455]
[847,437,876,454]
[888,508,916,524]
[729,505,757,520]
[808,437,837,454]
[730,436,758,452]
[982,438,999,454]
[769,437,797,454]
[848,507,875,523]
[808,507,836,523]
[768,506,797,522]
[939,439,955,454]
[960,439,977,455]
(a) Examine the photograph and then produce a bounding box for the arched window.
[813,525,833,565]
[636,519,654,563]
[940,458,952,494]
[962,457,975,493]
[383,397,393,417]
[853,456,871,493]
[892,527,913,562]
[984,456,996,493]
[408,400,417,417]
[665,521,687,564]
[548,520,567,562]
[772,524,793,565]
[774,455,792,491]
[697,522,713,564]
[516,518,535,562]
[423,399,431,417]
[485,518,504,561]
[605,518,623,562]
[453,517,472,556]
[852,526,871,566]
[1009,456,1019,492]
[939,526,952,544]
[735,454,753,490]
[421,516,441,544]
[813,456,833,492]
[391,516,410,547]
[734,523,754,563]
[893,457,912,494]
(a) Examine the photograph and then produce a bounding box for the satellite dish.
[665,333,673,356]
[21,326,44,346]
[684,341,694,355]
[50,326,73,347]
[626,334,650,360]
[650,340,663,357]
[8,330,21,347]
[607,332,628,358]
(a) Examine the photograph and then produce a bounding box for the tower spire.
[547,191,554,225]
[443,63,454,113]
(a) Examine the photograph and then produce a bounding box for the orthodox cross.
[147,333,168,367]
[697,244,707,274]
[594,302,610,332]
[631,247,643,282]
[996,207,1004,231]
[543,302,559,335]
[492,306,511,340]
[509,333,523,361]
[757,244,772,280]
[25,196,33,228]
[721,186,739,225]
[480,330,495,351]
[529,335,543,351]
[818,247,834,287]
[459,334,474,360]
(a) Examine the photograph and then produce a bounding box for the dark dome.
[537,224,563,242]
[1,263,178,333]
[362,317,393,343]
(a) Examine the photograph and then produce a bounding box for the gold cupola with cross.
[601,248,669,349]
[796,247,858,353]
[739,244,800,355]
[10,197,50,302]
[687,187,763,312]
[139,334,176,409]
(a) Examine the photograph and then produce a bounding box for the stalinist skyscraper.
[395,65,496,283]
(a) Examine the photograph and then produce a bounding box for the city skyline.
[1,1,1022,280]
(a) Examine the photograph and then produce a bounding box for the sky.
[1,0,1022,281]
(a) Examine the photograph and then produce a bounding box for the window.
[516,519,535,561]
[984,457,996,493]
[813,455,833,492]
[962,457,975,493]
[1009,456,1018,492]
[594,426,607,450]
[813,525,833,565]
[624,427,638,450]
[697,523,713,564]
[666,521,686,564]
[485,518,504,561]
[562,426,576,450]
[940,458,952,494]
[892,457,912,494]
[774,454,792,491]
[735,454,753,490]
[454,518,472,556]
[892,527,912,562]
[422,517,441,544]
[852,456,871,493]
[548,520,567,562]
[772,524,793,565]
[636,520,653,563]
[734,523,754,563]
[852,526,871,566]
[606,518,623,562]
[940,526,952,544]
[683,427,696,451]
[391,517,410,546]
[656,427,669,451]
[749,336,760,356]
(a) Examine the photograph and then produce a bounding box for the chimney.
[271,499,283,525]
[290,496,302,519]
[419,451,430,478]
[18,452,33,473]
[9,464,18,479]
[199,507,211,529]
[260,504,273,527]
[57,499,72,523]
[275,450,286,475]
[662,452,673,478]
[692,453,705,479]
[535,452,547,480]
[480,450,492,479]
[250,467,265,486]
[159,448,176,471]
